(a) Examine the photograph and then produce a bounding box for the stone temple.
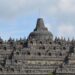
[0,18,75,75]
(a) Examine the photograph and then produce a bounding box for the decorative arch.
[30,41,33,44]
[59,52,62,56]
[27,51,30,55]
[0,67,2,72]
[11,68,14,72]
[37,52,41,56]
[16,52,19,55]
[49,42,52,44]
[63,47,66,50]
[48,52,51,56]
[39,41,42,44]
[53,46,56,50]
[3,46,7,50]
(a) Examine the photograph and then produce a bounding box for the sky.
[0,0,75,40]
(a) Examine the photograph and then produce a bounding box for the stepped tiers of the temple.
[0,18,75,75]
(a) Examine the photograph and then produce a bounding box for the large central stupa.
[28,18,53,40]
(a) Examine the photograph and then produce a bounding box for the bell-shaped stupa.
[28,18,53,40]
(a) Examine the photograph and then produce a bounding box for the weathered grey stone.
[0,18,74,75]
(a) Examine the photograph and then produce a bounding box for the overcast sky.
[0,0,75,40]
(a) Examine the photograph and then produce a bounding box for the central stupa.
[28,18,53,40]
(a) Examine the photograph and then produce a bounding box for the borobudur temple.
[0,18,75,75]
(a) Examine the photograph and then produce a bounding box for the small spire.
[68,38,70,41]
[34,18,46,31]
[61,36,64,40]
[64,38,66,41]
[0,37,3,43]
